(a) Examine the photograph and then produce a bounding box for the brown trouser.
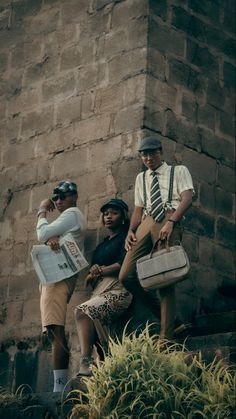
[119,214,182,340]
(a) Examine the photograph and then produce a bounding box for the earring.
[122,220,125,224]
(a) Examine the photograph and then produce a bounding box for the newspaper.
[31,233,89,285]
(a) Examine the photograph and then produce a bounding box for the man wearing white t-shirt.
[36,181,86,392]
[119,136,194,340]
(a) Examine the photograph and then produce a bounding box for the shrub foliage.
[69,326,236,419]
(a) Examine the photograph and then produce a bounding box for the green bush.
[69,326,236,419]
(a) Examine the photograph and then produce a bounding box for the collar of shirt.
[147,161,168,176]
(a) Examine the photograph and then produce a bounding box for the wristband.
[37,208,47,216]
[98,266,103,279]
[95,265,103,280]
[168,219,176,224]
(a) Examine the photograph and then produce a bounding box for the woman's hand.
[46,236,60,251]
[85,273,95,287]
[39,198,55,212]
[85,264,103,287]
[85,271,101,287]
[89,264,103,277]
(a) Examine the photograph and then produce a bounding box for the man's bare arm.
[125,206,143,251]
[159,189,193,241]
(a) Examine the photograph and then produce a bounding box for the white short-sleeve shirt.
[134,162,194,212]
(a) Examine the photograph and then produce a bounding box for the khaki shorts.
[40,276,77,332]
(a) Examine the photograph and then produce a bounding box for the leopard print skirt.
[77,276,132,325]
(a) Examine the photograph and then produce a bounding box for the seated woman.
[74,198,132,376]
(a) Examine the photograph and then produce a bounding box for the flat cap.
[138,136,162,152]
[100,198,128,213]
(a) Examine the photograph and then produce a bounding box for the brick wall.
[0,0,235,391]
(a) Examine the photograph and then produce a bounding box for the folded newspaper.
[31,233,89,285]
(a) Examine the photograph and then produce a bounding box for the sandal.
[78,356,93,376]
[174,322,192,336]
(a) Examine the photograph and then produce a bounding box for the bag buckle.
[164,202,173,211]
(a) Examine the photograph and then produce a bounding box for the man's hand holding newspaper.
[31,233,88,285]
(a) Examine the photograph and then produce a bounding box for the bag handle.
[149,238,170,258]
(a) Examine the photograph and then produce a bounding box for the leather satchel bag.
[136,239,190,290]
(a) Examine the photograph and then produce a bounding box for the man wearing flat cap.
[36,180,86,392]
[119,136,194,340]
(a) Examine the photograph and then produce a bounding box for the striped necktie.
[150,171,165,222]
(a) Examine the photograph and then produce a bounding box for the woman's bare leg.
[74,307,97,375]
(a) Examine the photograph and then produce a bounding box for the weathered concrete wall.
[0,0,149,391]
[0,0,235,392]
[145,0,235,321]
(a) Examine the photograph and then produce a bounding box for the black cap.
[52,181,78,195]
[100,198,129,213]
[138,136,162,152]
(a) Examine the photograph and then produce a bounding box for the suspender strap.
[143,170,147,210]
[167,165,175,206]
[142,165,175,211]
